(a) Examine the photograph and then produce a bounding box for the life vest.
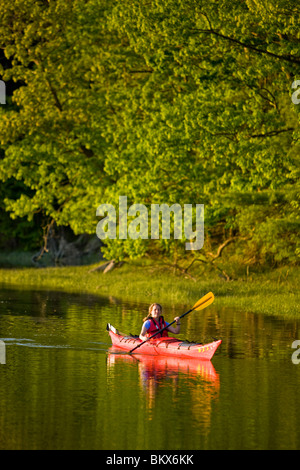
[146,316,169,338]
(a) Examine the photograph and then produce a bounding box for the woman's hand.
[167,317,181,334]
[139,323,148,341]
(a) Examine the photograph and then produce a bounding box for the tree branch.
[249,128,294,138]
[206,236,250,260]
[193,28,300,65]
[45,77,63,112]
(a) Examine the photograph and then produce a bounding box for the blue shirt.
[143,319,170,331]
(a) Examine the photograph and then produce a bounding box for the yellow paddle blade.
[192,292,215,311]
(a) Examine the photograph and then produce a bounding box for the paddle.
[128,292,215,354]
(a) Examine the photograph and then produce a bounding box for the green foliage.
[0,0,299,266]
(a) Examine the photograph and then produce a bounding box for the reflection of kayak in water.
[107,323,222,361]
[107,349,220,384]
[107,349,220,428]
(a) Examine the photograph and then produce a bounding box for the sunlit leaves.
[0,0,299,264]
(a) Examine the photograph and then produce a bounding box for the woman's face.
[151,304,161,319]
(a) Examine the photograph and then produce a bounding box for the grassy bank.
[0,258,298,318]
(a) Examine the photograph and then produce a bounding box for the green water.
[0,286,299,450]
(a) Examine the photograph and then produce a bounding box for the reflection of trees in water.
[185,306,300,360]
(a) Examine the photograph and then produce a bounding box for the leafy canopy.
[0,0,299,265]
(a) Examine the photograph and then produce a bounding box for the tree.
[0,0,299,267]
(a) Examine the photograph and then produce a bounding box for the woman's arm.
[167,316,181,335]
[139,323,148,341]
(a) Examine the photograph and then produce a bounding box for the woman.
[139,303,181,341]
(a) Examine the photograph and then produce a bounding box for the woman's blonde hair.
[143,303,162,322]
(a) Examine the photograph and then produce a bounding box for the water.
[0,285,300,450]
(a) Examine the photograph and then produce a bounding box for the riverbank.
[0,259,298,318]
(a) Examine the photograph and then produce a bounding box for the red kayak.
[107,323,222,361]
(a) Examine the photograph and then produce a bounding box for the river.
[0,285,299,450]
